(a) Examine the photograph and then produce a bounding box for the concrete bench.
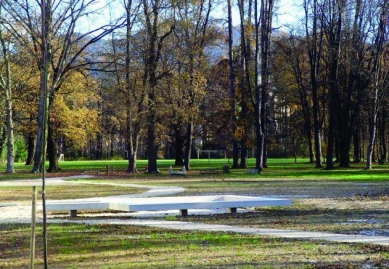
[83,170,100,174]
[169,166,186,175]
[246,169,259,174]
[46,201,110,217]
[199,168,217,174]
[47,195,292,217]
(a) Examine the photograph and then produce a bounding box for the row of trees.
[0,0,387,175]
[273,0,389,170]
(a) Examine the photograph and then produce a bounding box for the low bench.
[46,195,292,217]
[46,201,109,217]
[83,170,100,174]
[246,168,259,174]
[169,166,186,175]
[199,168,217,174]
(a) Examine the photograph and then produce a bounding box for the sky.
[79,0,304,35]
[227,0,304,30]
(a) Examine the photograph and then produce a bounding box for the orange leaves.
[52,72,100,149]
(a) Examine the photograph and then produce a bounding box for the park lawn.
[0,158,388,181]
[0,158,388,268]
[0,184,145,202]
[1,223,388,268]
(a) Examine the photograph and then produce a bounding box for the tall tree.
[142,0,174,173]
[124,0,143,173]
[304,0,325,168]
[0,8,15,173]
[337,0,366,167]
[273,34,315,163]
[237,0,253,169]
[365,0,388,169]
[323,0,346,169]
[2,0,123,173]
[227,0,240,169]
[172,0,214,170]
[102,0,144,172]
[257,0,275,170]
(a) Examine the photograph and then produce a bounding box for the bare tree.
[274,34,315,163]
[304,0,325,168]
[365,1,388,169]
[323,0,347,169]
[0,7,14,173]
[142,0,174,173]
[173,0,214,171]
[1,0,124,173]
[228,0,240,168]
[258,0,275,170]
[124,0,143,173]
[2,1,123,266]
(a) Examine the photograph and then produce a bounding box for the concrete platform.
[46,195,292,217]
[46,201,110,217]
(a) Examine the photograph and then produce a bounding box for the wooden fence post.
[29,186,37,269]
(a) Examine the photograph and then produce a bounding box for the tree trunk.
[259,0,274,172]
[147,86,158,173]
[325,0,343,170]
[47,120,60,173]
[127,115,140,173]
[184,121,193,171]
[301,93,314,163]
[366,91,378,170]
[237,0,251,170]
[126,106,140,173]
[326,84,338,169]
[240,93,248,169]
[25,132,35,165]
[32,74,50,173]
[174,128,184,166]
[378,109,387,160]
[0,37,14,172]
[0,127,5,163]
[353,119,361,163]
[228,0,239,169]
[110,133,114,158]
[125,0,140,174]
[142,0,173,174]
[240,138,247,168]
[5,93,14,173]
[365,3,386,169]
[304,0,323,168]
[255,109,263,171]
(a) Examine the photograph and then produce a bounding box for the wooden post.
[229,208,237,214]
[29,186,37,269]
[180,209,188,217]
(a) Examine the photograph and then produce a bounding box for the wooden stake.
[29,186,37,269]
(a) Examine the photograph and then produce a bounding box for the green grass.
[0,158,388,181]
[1,158,388,268]
[0,184,144,201]
[1,223,388,268]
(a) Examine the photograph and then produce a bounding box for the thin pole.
[41,0,49,267]
[29,186,37,269]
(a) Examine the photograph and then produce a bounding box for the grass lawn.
[0,158,388,268]
[1,223,388,268]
